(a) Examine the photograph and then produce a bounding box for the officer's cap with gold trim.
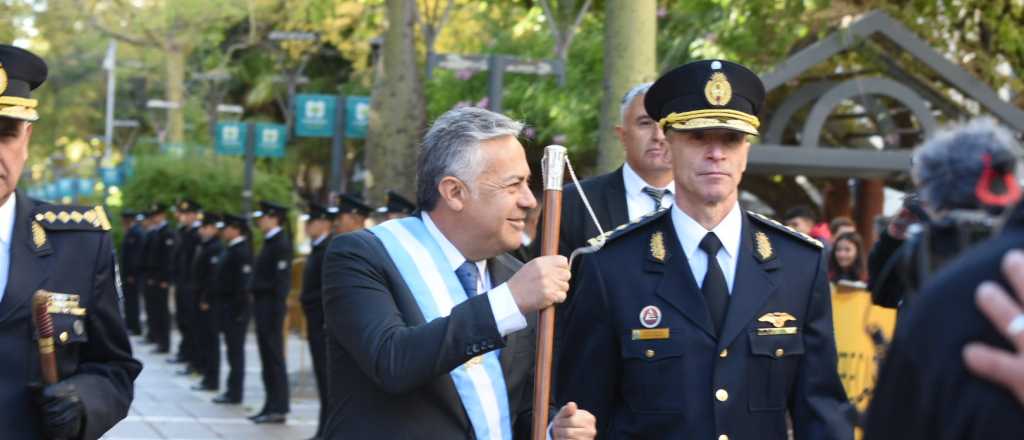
[175,199,201,213]
[0,45,48,122]
[644,59,765,136]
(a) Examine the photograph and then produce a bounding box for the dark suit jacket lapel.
[603,167,629,230]
[648,215,716,340]
[0,192,53,324]
[717,215,780,350]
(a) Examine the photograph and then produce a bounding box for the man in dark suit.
[0,44,142,440]
[249,201,294,423]
[299,202,337,440]
[142,202,176,353]
[119,209,145,335]
[170,199,201,371]
[555,82,673,257]
[321,107,595,439]
[555,60,852,440]
[212,213,253,405]
[191,213,224,392]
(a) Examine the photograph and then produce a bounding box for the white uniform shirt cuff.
[487,282,527,336]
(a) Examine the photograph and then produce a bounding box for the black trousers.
[145,280,171,350]
[220,300,250,400]
[303,300,328,436]
[174,284,196,363]
[197,297,220,387]
[122,275,141,334]
[253,291,289,414]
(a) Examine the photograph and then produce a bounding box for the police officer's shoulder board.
[746,210,823,249]
[586,207,670,247]
[32,204,113,232]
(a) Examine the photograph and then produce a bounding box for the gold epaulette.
[586,207,670,247]
[32,205,112,232]
[746,211,823,249]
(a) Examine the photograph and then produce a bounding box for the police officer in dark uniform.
[375,189,416,220]
[119,209,145,335]
[191,213,224,391]
[212,213,253,404]
[249,201,294,423]
[142,202,175,353]
[170,199,201,371]
[332,193,371,236]
[299,202,335,440]
[0,43,142,440]
[555,60,852,440]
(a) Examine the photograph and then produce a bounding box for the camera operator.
[868,117,1021,312]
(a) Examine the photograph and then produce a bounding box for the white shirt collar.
[670,201,743,260]
[422,212,488,282]
[228,236,246,247]
[622,162,673,197]
[265,226,281,239]
[312,233,328,246]
[0,195,15,246]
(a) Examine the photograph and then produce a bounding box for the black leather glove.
[30,381,84,440]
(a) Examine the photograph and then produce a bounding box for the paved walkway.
[104,329,321,440]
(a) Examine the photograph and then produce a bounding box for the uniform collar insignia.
[31,220,47,249]
[758,312,796,328]
[754,231,773,262]
[649,231,666,262]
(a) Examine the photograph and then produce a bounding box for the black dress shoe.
[251,413,287,424]
[191,383,217,391]
[212,394,241,404]
[246,411,265,421]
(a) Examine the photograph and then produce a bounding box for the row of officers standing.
[116,191,415,435]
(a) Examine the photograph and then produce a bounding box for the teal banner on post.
[216,122,247,156]
[345,96,370,139]
[295,94,337,138]
[254,123,288,158]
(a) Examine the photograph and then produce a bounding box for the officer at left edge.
[299,202,335,440]
[0,44,141,439]
[555,59,852,439]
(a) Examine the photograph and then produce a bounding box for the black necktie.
[699,232,730,334]
[455,261,480,297]
[642,187,670,211]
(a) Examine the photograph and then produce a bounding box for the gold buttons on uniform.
[718,435,729,440]
[719,349,728,358]
[59,332,69,343]
[644,349,655,359]
[775,348,785,358]
[715,389,729,402]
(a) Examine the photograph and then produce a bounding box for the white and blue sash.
[371,217,513,440]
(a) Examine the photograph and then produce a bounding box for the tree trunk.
[365,0,424,204]
[596,0,657,173]
[165,45,186,147]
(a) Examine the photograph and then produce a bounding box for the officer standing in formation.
[120,209,145,335]
[212,213,254,404]
[142,202,176,353]
[332,193,372,235]
[555,60,852,439]
[249,201,294,423]
[299,202,336,440]
[191,213,225,392]
[0,44,141,439]
[170,200,202,373]
[376,189,416,220]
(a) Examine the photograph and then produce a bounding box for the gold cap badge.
[758,312,796,328]
[649,231,666,262]
[704,72,732,106]
[0,64,7,96]
[755,231,772,261]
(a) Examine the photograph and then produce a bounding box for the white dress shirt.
[671,202,743,294]
[311,234,328,247]
[422,212,528,337]
[265,226,281,240]
[228,236,246,247]
[622,162,674,221]
[0,195,15,300]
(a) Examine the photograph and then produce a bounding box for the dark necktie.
[642,187,670,211]
[455,261,480,297]
[699,232,730,335]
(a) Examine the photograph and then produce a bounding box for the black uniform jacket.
[299,235,330,307]
[250,231,293,298]
[865,203,1024,439]
[173,224,200,287]
[217,238,253,311]
[555,167,629,257]
[0,191,141,439]
[142,221,175,284]
[320,225,541,439]
[555,209,852,440]
[119,222,145,278]
[192,237,224,304]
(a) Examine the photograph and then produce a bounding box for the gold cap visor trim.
[668,117,759,136]
[0,105,39,122]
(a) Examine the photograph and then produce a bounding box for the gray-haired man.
[320,107,596,439]
[553,83,673,257]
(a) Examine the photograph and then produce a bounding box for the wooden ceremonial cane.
[32,291,59,385]
[532,145,567,439]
